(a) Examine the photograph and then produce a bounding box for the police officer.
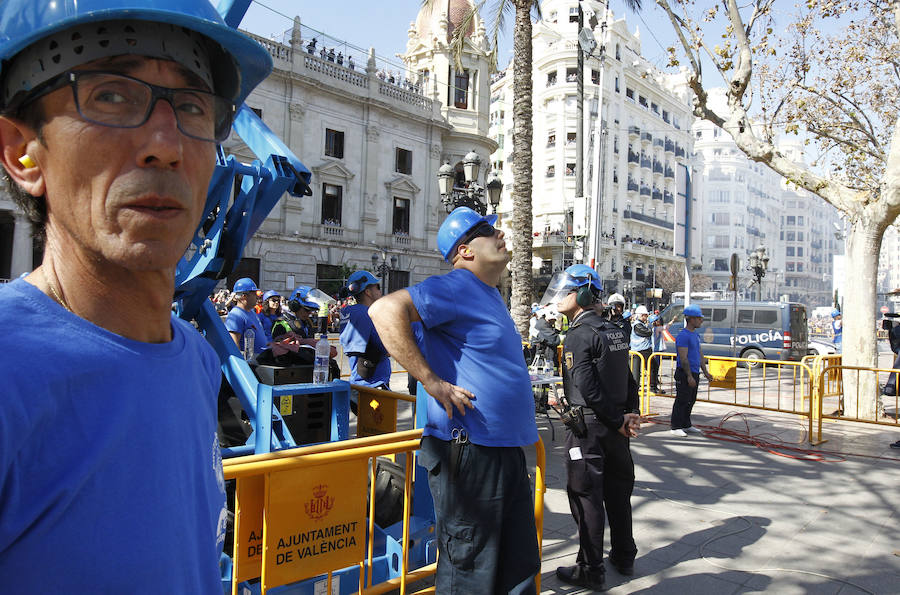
[608,292,632,336]
[272,285,318,339]
[541,264,640,591]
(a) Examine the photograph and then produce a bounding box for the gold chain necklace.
[42,268,72,313]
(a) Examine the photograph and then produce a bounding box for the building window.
[454,69,469,108]
[592,70,601,84]
[569,6,579,22]
[786,247,795,256]
[662,109,670,123]
[651,102,659,114]
[546,71,557,86]
[395,148,412,174]
[393,197,410,234]
[321,183,342,225]
[565,163,575,176]
[546,165,555,178]
[614,76,619,92]
[714,258,729,271]
[325,128,344,158]
[638,95,648,108]
[797,247,803,257]
[566,67,578,82]
[787,215,796,225]
[626,87,634,101]
[615,43,621,60]
[547,132,556,147]
[566,132,577,145]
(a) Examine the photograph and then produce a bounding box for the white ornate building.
[488,0,699,304]
[0,2,497,295]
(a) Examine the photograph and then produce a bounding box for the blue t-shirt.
[339,304,392,387]
[408,268,538,447]
[675,327,702,373]
[225,305,268,354]
[0,279,225,592]
[258,311,280,342]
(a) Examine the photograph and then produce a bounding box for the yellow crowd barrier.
[812,363,900,440]
[223,431,547,594]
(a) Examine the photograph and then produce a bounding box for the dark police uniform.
[561,309,639,577]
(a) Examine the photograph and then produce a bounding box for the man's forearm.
[369,294,440,388]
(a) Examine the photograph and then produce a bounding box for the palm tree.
[433,0,641,337]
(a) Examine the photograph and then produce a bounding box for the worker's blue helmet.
[288,286,318,310]
[648,314,660,323]
[539,264,602,306]
[684,304,703,318]
[261,290,280,302]
[0,0,273,109]
[232,277,258,293]
[345,271,380,296]
[437,207,498,261]
[622,310,632,320]
[831,309,841,318]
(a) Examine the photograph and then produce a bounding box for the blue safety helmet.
[539,264,602,306]
[232,277,258,293]
[622,310,632,320]
[261,290,280,302]
[0,0,273,108]
[289,286,318,310]
[345,271,380,296]
[684,304,703,318]
[648,314,660,323]
[437,207,498,261]
[831,309,841,318]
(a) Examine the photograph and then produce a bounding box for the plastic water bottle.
[313,333,330,384]
[542,360,554,376]
[243,328,255,361]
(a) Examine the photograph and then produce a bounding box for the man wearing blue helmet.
[671,304,713,436]
[0,1,272,589]
[541,264,640,591]
[831,309,843,353]
[340,270,392,390]
[370,206,540,594]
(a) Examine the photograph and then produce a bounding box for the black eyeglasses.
[20,70,234,142]
[459,222,496,246]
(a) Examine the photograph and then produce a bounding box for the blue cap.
[831,309,841,318]
[289,286,318,309]
[684,304,703,317]
[232,277,258,293]
[346,271,380,295]
[0,0,273,107]
[437,207,498,261]
[261,290,280,302]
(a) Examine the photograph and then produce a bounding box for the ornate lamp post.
[437,150,503,215]
[371,249,398,292]
[747,246,769,300]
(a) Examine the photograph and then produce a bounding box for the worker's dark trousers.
[649,352,661,390]
[671,368,699,429]
[418,436,540,595]
[631,349,652,385]
[565,416,637,572]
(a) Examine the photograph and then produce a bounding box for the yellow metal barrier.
[627,351,649,415]
[223,432,546,594]
[644,352,817,440]
[813,364,900,441]
[352,385,416,438]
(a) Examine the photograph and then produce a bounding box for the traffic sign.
[881,306,889,314]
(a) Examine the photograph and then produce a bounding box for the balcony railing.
[663,191,675,204]
[651,188,662,201]
[652,160,663,174]
[623,210,674,229]
[628,125,640,137]
[627,151,640,164]
[664,167,675,179]
[654,138,664,149]
[640,156,652,169]
[641,132,653,143]
[675,144,685,158]
[627,179,640,193]
[639,184,651,196]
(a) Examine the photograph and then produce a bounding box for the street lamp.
[747,246,769,301]
[436,151,503,215]
[371,249,398,292]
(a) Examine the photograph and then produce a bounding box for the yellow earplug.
[18,154,35,168]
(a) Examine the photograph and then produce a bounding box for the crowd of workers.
[1,1,896,592]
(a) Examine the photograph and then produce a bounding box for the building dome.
[414,0,476,42]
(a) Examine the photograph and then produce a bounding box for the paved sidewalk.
[533,400,900,594]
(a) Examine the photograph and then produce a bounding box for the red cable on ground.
[644,412,900,463]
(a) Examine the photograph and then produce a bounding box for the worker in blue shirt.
[671,305,713,436]
[225,278,268,357]
[649,314,666,393]
[370,207,540,594]
[831,309,843,352]
[340,271,391,389]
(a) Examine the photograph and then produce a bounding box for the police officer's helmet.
[288,286,318,312]
[539,264,602,308]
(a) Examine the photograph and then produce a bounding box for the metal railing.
[223,430,546,594]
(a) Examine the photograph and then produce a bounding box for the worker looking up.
[340,270,391,389]
[370,206,540,594]
[0,0,272,589]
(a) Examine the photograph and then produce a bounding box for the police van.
[658,300,808,366]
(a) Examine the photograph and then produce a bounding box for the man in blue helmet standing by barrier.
[831,309,843,353]
[370,206,540,594]
[341,270,392,390]
[0,0,272,589]
[540,264,641,591]
[671,304,713,436]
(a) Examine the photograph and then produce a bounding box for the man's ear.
[0,116,45,197]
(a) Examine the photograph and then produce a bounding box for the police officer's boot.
[556,564,607,591]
